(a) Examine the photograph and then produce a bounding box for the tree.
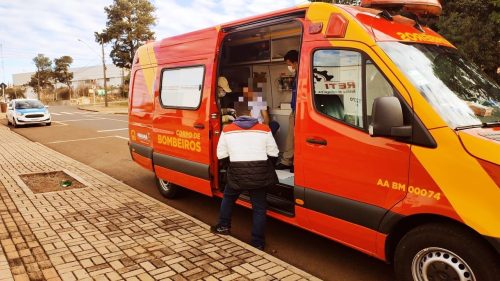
[95,0,156,70]
[436,0,500,83]
[53,56,74,98]
[27,54,53,100]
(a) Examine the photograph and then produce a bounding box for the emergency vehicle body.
[129,1,500,279]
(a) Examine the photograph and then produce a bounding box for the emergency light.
[360,0,442,17]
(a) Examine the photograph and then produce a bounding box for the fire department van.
[128,1,500,280]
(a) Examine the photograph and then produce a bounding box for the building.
[12,64,127,99]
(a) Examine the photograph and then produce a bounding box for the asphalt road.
[3,105,395,281]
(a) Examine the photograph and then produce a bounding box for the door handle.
[306,137,327,146]
[194,123,205,129]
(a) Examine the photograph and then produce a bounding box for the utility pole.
[101,38,108,107]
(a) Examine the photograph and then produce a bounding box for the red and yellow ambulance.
[128,1,500,280]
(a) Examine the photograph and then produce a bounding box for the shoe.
[210,224,230,235]
[275,163,292,170]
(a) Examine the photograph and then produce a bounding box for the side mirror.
[369,96,412,138]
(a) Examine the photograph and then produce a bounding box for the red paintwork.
[131,151,153,171]
[296,40,410,210]
[297,206,382,258]
[155,166,212,197]
[128,3,471,264]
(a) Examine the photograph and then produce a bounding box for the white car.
[6,99,51,127]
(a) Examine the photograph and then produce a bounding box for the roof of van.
[136,1,452,66]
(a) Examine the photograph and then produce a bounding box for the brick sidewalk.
[0,126,321,281]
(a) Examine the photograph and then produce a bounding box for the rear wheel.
[394,223,500,281]
[155,177,179,199]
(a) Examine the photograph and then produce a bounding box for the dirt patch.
[19,171,86,193]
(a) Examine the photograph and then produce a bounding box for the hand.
[226,108,236,115]
[222,115,235,123]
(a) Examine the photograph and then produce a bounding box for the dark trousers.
[218,184,267,248]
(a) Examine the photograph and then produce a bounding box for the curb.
[77,106,128,115]
[2,124,321,280]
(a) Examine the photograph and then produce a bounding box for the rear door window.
[160,66,205,109]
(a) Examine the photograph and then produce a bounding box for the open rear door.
[152,27,222,197]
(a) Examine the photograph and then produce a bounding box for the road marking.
[51,121,68,126]
[51,113,62,116]
[47,136,117,144]
[53,118,105,122]
[114,136,129,140]
[97,128,128,132]
[59,111,75,115]
[99,117,128,123]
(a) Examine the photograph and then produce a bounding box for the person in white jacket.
[211,115,279,250]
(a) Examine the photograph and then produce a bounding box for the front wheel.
[155,177,179,199]
[394,223,500,281]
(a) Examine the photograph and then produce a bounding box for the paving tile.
[0,127,318,281]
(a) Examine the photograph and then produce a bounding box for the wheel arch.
[384,214,497,264]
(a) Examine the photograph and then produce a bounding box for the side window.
[160,66,204,109]
[313,50,363,128]
[365,60,394,124]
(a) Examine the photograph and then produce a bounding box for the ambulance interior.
[217,20,302,215]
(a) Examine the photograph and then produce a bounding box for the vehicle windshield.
[15,100,45,109]
[379,42,500,128]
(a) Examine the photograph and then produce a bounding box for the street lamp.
[77,38,108,107]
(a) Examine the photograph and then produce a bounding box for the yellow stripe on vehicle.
[413,127,500,237]
[137,43,158,99]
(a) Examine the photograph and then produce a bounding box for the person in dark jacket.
[211,115,279,250]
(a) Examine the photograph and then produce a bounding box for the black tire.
[7,118,11,125]
[394,223,500,281]
[12,120,18,128]
[46,122,51,126]
[155,177,179,199]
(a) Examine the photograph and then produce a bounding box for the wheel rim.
[158,179,172,192]
[412,247,475,281]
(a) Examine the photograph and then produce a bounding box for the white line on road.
[51,113,62,116]
[97,128,128,132]
[51,121,68,126]
[53,118,105,122]
[46,136,118,144]
[114,136,129,140]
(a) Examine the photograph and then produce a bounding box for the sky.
[0,0,306,84]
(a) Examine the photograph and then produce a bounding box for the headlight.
[16,112,23,117]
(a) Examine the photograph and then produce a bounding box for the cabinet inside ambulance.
[216,20,302,216]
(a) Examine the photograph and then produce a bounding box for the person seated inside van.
[233,91,280,135]
[218,76,238,125]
